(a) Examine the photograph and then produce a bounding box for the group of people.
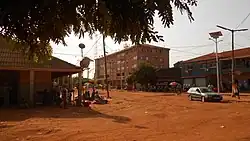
[53,84,72,109]
[53,84,108,109]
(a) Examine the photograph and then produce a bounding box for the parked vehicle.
[187,87,223,102]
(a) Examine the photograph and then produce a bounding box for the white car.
[187,87,223,102]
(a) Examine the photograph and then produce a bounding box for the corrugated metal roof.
[183,47,250,63]
[0,39,80,70]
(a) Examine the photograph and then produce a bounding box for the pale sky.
[51,0,250,78]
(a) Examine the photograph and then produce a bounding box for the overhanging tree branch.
[0,0,197,57]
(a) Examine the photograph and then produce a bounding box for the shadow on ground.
[220,99,250,104]
[0,107,131,124]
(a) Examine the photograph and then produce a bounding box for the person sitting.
[91,90,96,101]
[94,92,108,104]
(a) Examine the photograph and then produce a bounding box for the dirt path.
[1,91,250,141]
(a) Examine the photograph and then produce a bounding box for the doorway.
[0,70,19,107]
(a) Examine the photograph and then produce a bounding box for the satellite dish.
[80,57,93,69]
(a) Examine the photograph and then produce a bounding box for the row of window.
[183,63,216,70]
[140,48,163,53]
[100,55,164,65]
[115,48,164,58]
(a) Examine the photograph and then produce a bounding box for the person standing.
[60,85,68,109]
[232,79,240,99]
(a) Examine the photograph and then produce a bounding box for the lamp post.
[78,43,85,106]
[209,31,223,94]
[216,25,248,94]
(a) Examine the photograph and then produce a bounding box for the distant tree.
[133,63,157,88]
[126,73,136,85]
[0,0,197,59]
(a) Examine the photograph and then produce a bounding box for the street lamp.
[79,43,85,58]
[216,25,248,94]
[78,43,85,106]
[209,31,223,94]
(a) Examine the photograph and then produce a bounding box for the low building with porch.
[174,47,250,91]
[0,43,81,107]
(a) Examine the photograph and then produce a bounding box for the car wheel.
[189,95,193,101]
[201,96,206,102]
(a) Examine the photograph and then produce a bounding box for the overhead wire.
[235,12,250,29]
[83,35,102,57]
[220,11,250,43]
[53,35,102,57]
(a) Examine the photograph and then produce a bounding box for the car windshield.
[200,88,213,93]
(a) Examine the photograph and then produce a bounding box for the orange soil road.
[1,91,250,141]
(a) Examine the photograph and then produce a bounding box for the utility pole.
[103,34,110,98]
[109,62,112,87]
[219,59,223,91]
[217,25,248,94]
[78,43,85,106]
[209,31,223,94]
[120,59,123,90]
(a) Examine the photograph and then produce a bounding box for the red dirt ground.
[1,91,250,141]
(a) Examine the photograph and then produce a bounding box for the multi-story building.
[174,47,250,91]
[94,44,170,88]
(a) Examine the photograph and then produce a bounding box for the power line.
[83,35,102,57]
[170,48,204,55]
[235,12,250,29]
[52,41,244,57]
[167,43,214,48]
[237,34,250,41]
[220,11,250,42]
[170,42,244,57]
[53,52,81,56]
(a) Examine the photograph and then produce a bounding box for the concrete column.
[57,78,60,85]
[29,70,35,106]
[62,76,65,85]
[69,75,73,89]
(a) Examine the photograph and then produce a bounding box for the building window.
[200,64,206,69]
[121,67,124,70]
[117,68,120,71]
[140,56,143,59]
[117,61,120,64]
[146,57,149,60]
[160,58,163,62]
[133,56,137,60]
